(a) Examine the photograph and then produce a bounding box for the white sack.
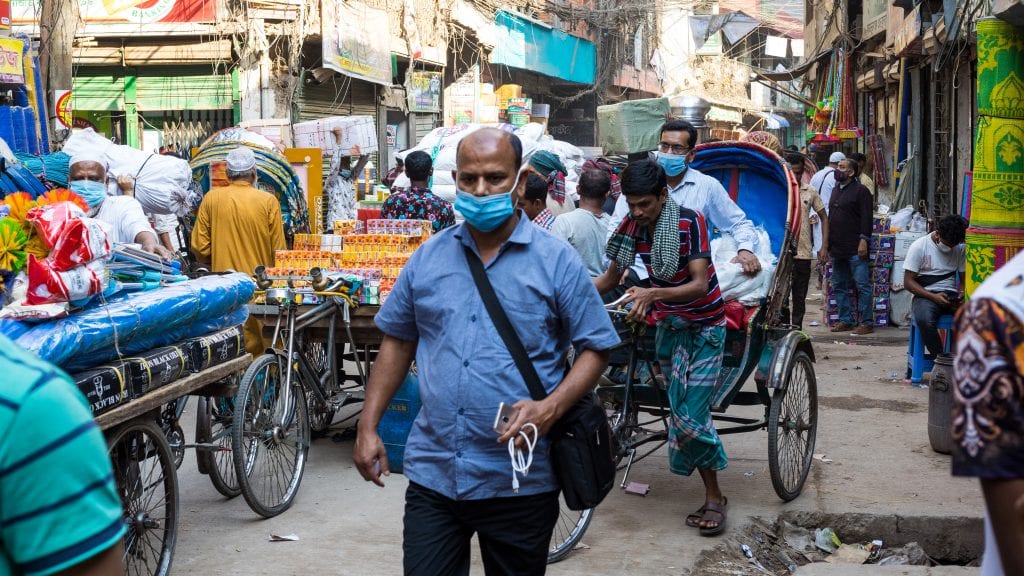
[711,228,776,305]
[64,128,192,216]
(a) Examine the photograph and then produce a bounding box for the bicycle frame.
[266,278,363,429]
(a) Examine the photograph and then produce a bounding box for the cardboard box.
[870,251,895,268]
[184,325,246,373]
[873,266,891,284]
[873,214,892,233]
[872,282,890,297]
[239,119,293,149]
[293,116,379,156]
[895,231,928,259]
[125,346,190,399]
[71,363,129,415]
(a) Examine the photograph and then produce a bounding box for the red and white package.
[26,202,87,249]
[26,255,107,305]
[49,217,110,271]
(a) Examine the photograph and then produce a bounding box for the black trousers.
[403,482,560,576]
[912,292,958,356]
[788,259,812,329]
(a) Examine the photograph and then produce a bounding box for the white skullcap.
[69,150,107,168]
[829,152,846,164]
[226,147,257,172]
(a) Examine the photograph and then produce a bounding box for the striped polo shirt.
[0,335,125,576]
[632,208,725,325]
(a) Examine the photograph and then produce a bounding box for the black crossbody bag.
[463,245,615,511]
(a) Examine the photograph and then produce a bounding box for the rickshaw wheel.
[107,419,179,576]
[303,335,337,435]
[196,394,241,498]
[768,350,818,501]
[548,495,593,564]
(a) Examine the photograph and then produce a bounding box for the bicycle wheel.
[598,387,638,469]
[303,334,336,435]
[107,419,178,576]
[196,395,241,498]
[768,351,818,501]
[232,353,310,518]
[547,494,593,564]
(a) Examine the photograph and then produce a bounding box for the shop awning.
[490,10,596,84]
[754,111,790,129]
[689,11,762,52]
[707,106,743,124]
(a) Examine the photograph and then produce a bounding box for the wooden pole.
[39,0,79,139]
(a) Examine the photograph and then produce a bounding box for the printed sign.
[408,71,441,113]
[0,0,11,29]
[0,36,23,83]
[321,0,391,86]
[11,0,215,25]
[386,124,397,147]
[55,90,73,128]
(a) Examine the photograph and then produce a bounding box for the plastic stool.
[906,315,954,383]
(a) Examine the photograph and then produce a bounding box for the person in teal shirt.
[0,334,125,575]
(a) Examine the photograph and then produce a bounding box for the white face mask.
[934,234,953,253]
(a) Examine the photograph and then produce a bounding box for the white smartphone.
[493,402,519,434]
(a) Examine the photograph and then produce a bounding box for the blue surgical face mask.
[70,179,108,208]
[455,172,521,232]
[657,152,688,177]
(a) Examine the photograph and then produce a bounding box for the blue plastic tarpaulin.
[14,273,255,369]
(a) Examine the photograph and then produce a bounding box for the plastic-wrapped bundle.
[0,317,29,340]
[61,306,249,372]
[0,163,47,198]
[23,108,39,155]
[11,107,29,153]
[15,152,71,188]
[15,272,255,368]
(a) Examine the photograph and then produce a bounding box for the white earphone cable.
[508,423,538,494]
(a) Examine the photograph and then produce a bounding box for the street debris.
[744,471,755,477]
[269,533,300,542]
[814,528,840,553]
[812,453,833,464]
[624,481,650,496]
[825,543,871,564]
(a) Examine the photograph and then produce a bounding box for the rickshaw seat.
[723,300,758,331]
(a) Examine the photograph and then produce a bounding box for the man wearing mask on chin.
[611,120,762,279]
[68,152,174,260]
[354,127,619,575]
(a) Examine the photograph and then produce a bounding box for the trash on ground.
[624,481,650,496]
[744,471,755,477]
[814,527,841,553]
[269,533,300,542]
[825,543,872,564]
[875,542,932,566]
[809,321,820,326]
[572,543,591,551]
[780,520,815,553]
[813,453,833,463]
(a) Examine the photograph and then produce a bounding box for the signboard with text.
[55,90,73,128]
[0,0,11,29]
[321,0,392,86]
[0,37,24,83]
[863,0,887,40]
[407,71,441,113]
[12,0,215,24]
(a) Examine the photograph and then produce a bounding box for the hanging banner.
[0,37,24,83]
[321,0,392,86]
[408,71,441,113]
[11,0,215,24]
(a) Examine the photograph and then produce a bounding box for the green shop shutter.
[72,68,125,111]
[136,66,233,111]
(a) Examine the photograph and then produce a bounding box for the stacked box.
[184,326,246,373]
[124,346,190,399]
[873,214,892,234]
[71,363,130,415]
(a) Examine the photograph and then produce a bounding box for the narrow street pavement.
[171,295,983,575]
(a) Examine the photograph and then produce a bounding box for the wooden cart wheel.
[107,419,179,576]
[767,350,818,501]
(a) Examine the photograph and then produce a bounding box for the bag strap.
[463,245,548,402]
[916,269,956,288]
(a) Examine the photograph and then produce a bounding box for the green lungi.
[655,316,728,476]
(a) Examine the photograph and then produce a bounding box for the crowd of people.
[6,116,1012,576]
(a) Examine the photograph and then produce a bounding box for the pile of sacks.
[391,123,586,207]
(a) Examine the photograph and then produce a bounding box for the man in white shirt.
[610,120,761,276]
[903,215,968,357]
[68,153,174,259]
[552,169,612,277]
[810,151,845,253]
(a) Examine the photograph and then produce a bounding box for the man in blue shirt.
[354,127,619,575]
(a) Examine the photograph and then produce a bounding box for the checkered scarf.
[583,159,622,200]
[606,196,681,281]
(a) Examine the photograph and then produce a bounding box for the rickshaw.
[549,141,818,561]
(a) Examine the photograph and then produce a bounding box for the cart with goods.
[0,185,268,576]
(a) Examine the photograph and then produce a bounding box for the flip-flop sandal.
[699,498,728,537]
[685,506,707,528]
